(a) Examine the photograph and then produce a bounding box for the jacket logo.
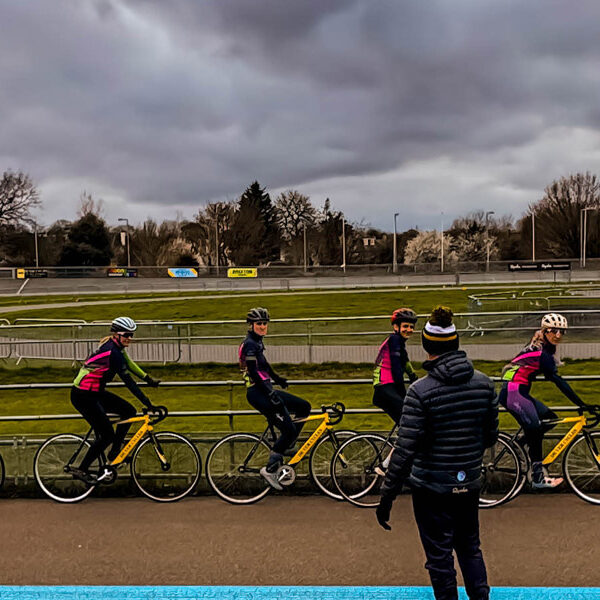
[452,487,468,494]
[457,471,466,482]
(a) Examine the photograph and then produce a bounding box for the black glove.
[144,375,161,388]
[268,390,282,407]
[145,402,159,413]
[376,495,394,531]
[408,372,418,383]
[583,403,600,414]
[274,375,288,389]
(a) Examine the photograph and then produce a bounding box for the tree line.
[0,170,599,268]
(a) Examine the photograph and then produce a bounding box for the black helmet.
[246,307,270,323]
[391,308,417,326]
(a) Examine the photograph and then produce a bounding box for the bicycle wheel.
[206,433,271,504]
[331,433,391,508]
[479,436,521,508]
[308,429,355,500]
[563,431,600,505]
[131,432,201,502]
[0,452,5,490]
[34,434,99,503]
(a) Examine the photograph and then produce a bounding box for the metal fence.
[2,309,600,363]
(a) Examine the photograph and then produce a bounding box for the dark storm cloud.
[1,0,600,227]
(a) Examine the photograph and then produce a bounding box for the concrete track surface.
[0,495,597,587]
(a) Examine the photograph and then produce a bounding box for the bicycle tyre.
[0,452,5,490]
[206,433,271,505]
[563,431,600,505]
[308,429,355,500]
[131,432,202,502]
[331,433,391,508]
[34,434,98,503]
[479,436,521,509]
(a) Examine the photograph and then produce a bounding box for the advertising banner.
[508,262,571,272]
[168,268,198,278]
[107,268,138,277]
[227,268,258,278]
[17,268,49,279]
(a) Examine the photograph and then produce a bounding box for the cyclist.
[69,316,160,484]
[500,313,588,489]
[373,307,419,424]
[239,307,311,490]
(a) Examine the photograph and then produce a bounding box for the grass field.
[1,360,599,438]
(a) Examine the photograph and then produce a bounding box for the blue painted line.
[0,587,598,600]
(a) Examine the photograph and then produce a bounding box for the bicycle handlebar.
[320,402,345,425]
[144,405,168,424]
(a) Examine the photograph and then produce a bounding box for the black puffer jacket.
[381,350,498,497]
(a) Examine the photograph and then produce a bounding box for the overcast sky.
[2,0,600,231]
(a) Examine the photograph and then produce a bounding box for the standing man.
[376,306,498,600]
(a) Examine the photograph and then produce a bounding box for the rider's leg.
[99,392,136,461]
[70,388,114,472]
[372,383,404,425]
[275,390,311,442]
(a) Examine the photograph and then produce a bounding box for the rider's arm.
[541,352,585,407]
[123,350,147,379]
[388,335,406,386]
[245,357,272,395]
[265,363,287,387]
[112,350,153,408]
[380,385,426,499]
[404,361,418,383]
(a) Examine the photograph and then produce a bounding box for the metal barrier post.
[307,320,313,363]
[186,324,192,363]
[228,381,234,431]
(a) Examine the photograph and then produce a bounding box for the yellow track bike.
[34,406,201,503]
[480,404,600,507]
[206,403,350,504]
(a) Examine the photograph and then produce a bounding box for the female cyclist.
[500,313,588,489]
[373,307,419,424]
[69,316,160,484]
[238,307,311,490]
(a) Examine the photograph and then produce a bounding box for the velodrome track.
[0,495,597,588]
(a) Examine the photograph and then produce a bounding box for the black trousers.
[71,387,137,471]
[412,488,489,600]
[246,387,311,455]
[372,383,405,424]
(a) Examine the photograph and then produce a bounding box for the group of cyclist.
[69,302,591,494]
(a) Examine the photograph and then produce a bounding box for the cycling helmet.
[391,308,418,326]
[246,307,270,323]
[541,313,568,330]
[111,316,137,333]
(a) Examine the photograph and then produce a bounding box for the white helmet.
[541,313,568,330]
[111,316,137,333]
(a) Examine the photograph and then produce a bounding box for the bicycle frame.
[287,411,333,466]
[542,414,597,465]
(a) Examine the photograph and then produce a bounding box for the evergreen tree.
[59,213,113,266]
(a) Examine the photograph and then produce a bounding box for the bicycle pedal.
[275,464,296,487]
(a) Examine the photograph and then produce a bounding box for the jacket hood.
[423,350,474,385]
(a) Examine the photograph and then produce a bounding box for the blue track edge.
[0,587,598,600]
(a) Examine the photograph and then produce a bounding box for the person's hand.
[144,375,161,388]
[274,376,288,389]
[268,390,282,406]
[376,495,394,531]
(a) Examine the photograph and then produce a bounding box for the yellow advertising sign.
[227,268,258,278]
[16,269,25,279]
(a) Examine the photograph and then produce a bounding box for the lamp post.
[34,222,39,268]
[303,221,308,274]
[393,213,399,274]
[485,210,495,272]
[531,212,536,262]
[341,217,346,274]
[440,212,444,273]
[118,218,130,268]
[215,215,219,277]
[581,207,596,269]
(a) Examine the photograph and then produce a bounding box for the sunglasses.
[119,332,135,338]
[546,328,566,335]
[255,321,269,326]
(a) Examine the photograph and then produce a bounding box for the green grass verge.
[1,360,599,438]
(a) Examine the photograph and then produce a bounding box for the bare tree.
[0,170,41,226]
[275,190,317,241]
[530,172,600,258]
[78,191,104,218]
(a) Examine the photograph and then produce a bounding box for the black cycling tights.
[71,387,137,471]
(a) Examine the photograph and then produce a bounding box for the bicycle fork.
[149,432,170,472]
